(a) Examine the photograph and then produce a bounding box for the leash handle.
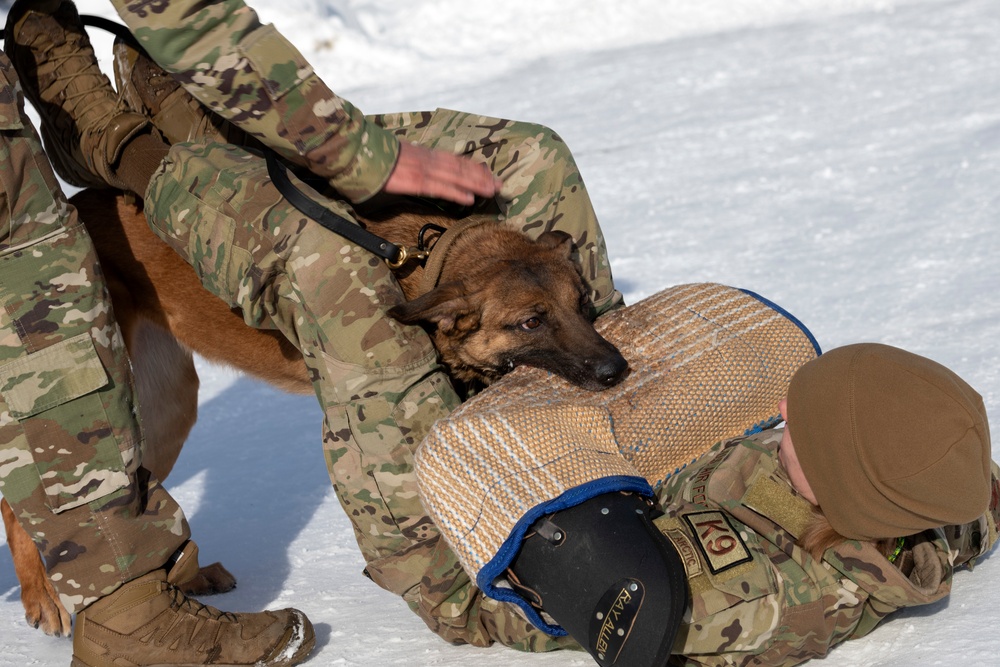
[264,149,405,266]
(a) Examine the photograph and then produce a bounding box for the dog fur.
[2,188,627,636]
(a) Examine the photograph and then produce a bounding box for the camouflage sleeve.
[109,0,399,203]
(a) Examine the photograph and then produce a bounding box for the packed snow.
[2,0,998,664]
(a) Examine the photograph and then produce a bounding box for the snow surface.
[2,0,999,664]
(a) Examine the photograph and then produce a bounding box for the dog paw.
[178,561,237,596]
[21,577,71,637]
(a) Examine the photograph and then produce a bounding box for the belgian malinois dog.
[3,187,628,636]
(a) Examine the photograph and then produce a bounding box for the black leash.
[265,149,425,269]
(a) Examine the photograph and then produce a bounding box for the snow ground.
[1,0,999,664]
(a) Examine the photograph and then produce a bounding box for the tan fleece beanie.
[788,343,992,541]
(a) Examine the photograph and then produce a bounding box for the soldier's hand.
[383,141,502,205]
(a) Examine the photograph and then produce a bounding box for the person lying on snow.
[418,337,998,667]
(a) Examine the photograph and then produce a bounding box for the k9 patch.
[683,510,752,574]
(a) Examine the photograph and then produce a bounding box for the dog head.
[388,229,628,390]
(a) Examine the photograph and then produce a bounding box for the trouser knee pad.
[510,492,687,667]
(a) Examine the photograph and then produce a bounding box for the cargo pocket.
[0,223,131,513]
[330,371,457,555]
[0,332,129,513]
[0,63,22,230]
[182,204,243,305]
[0,58,24,132]
[145,164,248,307]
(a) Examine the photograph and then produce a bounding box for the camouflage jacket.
[110,0,399,203]
[654,429,1000,666]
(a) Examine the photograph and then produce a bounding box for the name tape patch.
[589,578,644,665]
[665,528,703,579]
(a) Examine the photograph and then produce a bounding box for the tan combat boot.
[113,37,257,147]
[71,541,315,667]
[4,0,151,189]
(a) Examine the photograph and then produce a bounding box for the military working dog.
[3,187,628,636]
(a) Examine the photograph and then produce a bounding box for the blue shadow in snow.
[159,373,332,614]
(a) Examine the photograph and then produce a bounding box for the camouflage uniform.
[103,0,619,651]
[655,429,1000,665]
[0,53,188,614]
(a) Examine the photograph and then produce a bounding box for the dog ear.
[536,230,575,260]
[388,281,477,334]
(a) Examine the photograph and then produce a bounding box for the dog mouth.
[499,351,629,391]
[481,357,517,380]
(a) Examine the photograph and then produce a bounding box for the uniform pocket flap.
[238,23,314,100]
[0,333,109,419]
[0,60,24,131]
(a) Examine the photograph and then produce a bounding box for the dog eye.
[520,317,542,331]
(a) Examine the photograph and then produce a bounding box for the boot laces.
[165,581,239,623]
[44,50,124,136]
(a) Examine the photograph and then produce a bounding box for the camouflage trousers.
[142,108,617,651]
[0,54,189,614]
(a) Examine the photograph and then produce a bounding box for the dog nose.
[594,351,629,386]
